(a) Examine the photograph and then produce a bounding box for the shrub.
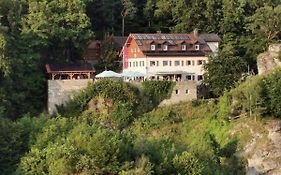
[57,79,141,117]
[261,68,281,117]
[172,151,204,175]
[142,80,175,106]
[228,75,264,117]
[18,121,133,175]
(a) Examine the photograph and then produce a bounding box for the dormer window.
[195,44,200,50]
[181,44,186,51]
[151,44,156,50]
[163,44,168,51]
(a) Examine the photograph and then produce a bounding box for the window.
[186,60,191,66]
[181,44,186,50]
[195,44,200,50]
[163,61,168,66]
[181,61,184,66]
[175,60,180,66]
[151,44,155,50]
[169,61,172,66]
[192,60,195,66]
[186,75,192,80]
[136,62,138,67]
[198,60,203,65]
[129,62,132,67]
[163,45,168,51]
[156,61,159,66]
[150,61,156,67]
[133,62,135,67]
[198,75,203,81]
[186,89,189,94]
[141,61,145,67]
[175,89,179,94]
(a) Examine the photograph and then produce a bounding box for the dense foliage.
[218,68,281,119]
[0,0,93,119]
[142,80,175,105]
[7,95,247,175]
[0,0,281,119]
[3,75,281,174]
[58,79,174,123]
[204,47,247,96]
[1,0,281,174]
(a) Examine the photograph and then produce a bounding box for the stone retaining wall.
[48,79,92,114]
[160,81,197,106]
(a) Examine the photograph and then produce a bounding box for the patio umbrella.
[95,70,122,78]
[121,71,145,77]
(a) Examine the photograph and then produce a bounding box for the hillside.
[1,75,281,174]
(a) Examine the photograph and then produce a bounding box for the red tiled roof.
[126,33,219,54]
[45,63,95,73]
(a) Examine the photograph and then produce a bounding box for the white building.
[121,32,220,81]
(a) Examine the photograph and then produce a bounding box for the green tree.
[0,0,46,119]
[219,0,244,34]
[246,5,281,40]
[18,119,133,174]
[86,0,122,38]
[121,0,137,36]
[172,151,204,175]
[0,118,25,174]
[143,0,157,31]
[204,46,247,96]
[261,68,281,118]
[98,34,119,72]
[22,0,94,62]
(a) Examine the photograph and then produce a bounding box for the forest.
[1,0,281,174]
[0,0,281,119]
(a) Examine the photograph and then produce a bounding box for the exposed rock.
[257,44,281,75]
[246,120,281,175]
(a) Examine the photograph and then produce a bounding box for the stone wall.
[160,81,197,106]
[48,79,92,114]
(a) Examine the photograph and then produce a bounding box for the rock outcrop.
[246,120,281,175]
[257,44,281,75]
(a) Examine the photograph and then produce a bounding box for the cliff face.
[257,44,281,75]
[245,120,281,175]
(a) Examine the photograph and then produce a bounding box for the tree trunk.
[122,16,125,36]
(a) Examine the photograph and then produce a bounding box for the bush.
[142,80,175,106]
[57,79,141,117]
[261,68,281,117]
[172,151,204,175]
[228,75,264,117]
[0,118,25,174]
[18,119,133,175]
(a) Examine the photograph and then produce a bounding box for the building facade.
[121,33,220,81]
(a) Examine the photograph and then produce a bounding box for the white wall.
[123,58,147,74]
[146,56,207,78]
[206,42,219,53]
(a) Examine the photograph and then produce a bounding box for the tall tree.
[246,5,281,40]
[143,0,157,31]
[204,45,247,96]
[22,0,94,62]
[121,0,137,36]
